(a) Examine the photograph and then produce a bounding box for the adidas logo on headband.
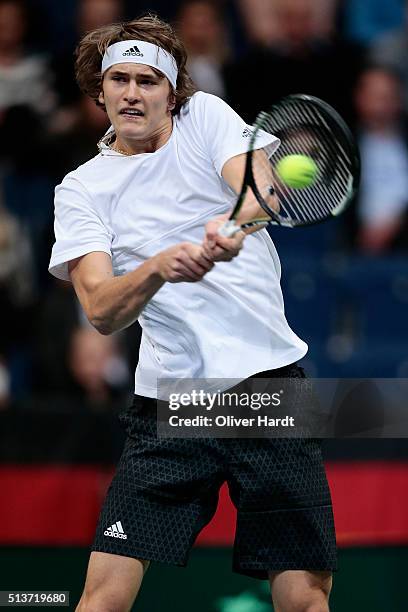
[122,46,144,57]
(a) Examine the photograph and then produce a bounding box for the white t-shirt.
[49,92,307,397]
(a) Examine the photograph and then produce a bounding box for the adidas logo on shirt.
[122,46,144,57]
[242,127,253,138]
[104,520,128,539]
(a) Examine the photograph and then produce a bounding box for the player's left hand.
[202,214,245,262]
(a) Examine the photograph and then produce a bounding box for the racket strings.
[269,120,348,221]
[250,148,281,220]
[258,100,354,225]
[286,115,350,219]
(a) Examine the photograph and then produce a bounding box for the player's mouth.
[119,108,145,119]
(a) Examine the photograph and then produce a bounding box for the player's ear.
[98,90,105,105]
[167,90,176,112]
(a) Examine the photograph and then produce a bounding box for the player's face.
[99,63,175,152]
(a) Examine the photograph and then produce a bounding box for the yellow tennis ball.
[276,154,318,189]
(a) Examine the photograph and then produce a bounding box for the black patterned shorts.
[92,363,337,579]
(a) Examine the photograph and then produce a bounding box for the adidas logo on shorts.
[104,520,128,539]
[122,46,144,57]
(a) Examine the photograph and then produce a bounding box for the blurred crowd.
[1,0,408,409]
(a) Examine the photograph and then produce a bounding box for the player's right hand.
[154,242,215,283]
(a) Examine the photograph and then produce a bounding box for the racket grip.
[218,220,241,237]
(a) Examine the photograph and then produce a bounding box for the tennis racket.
[219,94,360,237]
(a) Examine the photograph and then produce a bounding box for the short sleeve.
[48,174,112,281]
[190,92,280,176]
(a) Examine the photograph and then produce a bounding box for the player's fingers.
[195,252,215,270]
[184,244,215,271]
[178,252,214,277]
[201,242,220,261]
[203,229,244,257]
[205,219,224,248]
[208,246,229,261]
[212,239,244,262]
[213,250,239,262]
[168,264,204,283]
[184,259,213,277]
[215,230,245,251]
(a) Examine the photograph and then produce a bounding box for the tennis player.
[48,15,337,612]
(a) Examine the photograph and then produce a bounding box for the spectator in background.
[68,327,129,406]
[0,199,35,401]
[51,0,125,117]
[0,1,57,290]
[176,0,229,98]
[0,104,55,290]
[237,0,280,48]
[46,94,110,182]
[79,0,125,32]
[238,0,337,48]
[33,274,138,401]
[32,278,80,396]
[353,66,408,254]
[0,0,56,119]
[224,0,364,123]
[369,0,408,108]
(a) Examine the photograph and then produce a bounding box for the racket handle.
[218,220,241,237]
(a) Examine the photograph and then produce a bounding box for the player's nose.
[124,80,141,102]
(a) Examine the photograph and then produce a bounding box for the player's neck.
[114,120,173,155]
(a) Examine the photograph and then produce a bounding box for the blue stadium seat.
[301,342,408,378]
[337,257,408,343]
[279,253,344,344]
[268,216,347,257]
[285,255,408,378]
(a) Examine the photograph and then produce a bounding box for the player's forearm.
[236,191,276,233]
[89,257,164,335]
[222,150,279,233]
[231,189,278,236]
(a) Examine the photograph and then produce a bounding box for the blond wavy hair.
[75,14,197,115]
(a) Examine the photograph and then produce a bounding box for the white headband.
[101,40,178,89]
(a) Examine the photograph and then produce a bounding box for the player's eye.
[112,75,127,82]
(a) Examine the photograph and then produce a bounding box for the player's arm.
[203,150,278,261]
[222,149,279,223]
[69,244,214,335]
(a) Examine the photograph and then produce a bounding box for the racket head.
[229,94,360,230]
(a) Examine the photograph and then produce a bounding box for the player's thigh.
[77,551,149,611]
[269,569,332,612]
